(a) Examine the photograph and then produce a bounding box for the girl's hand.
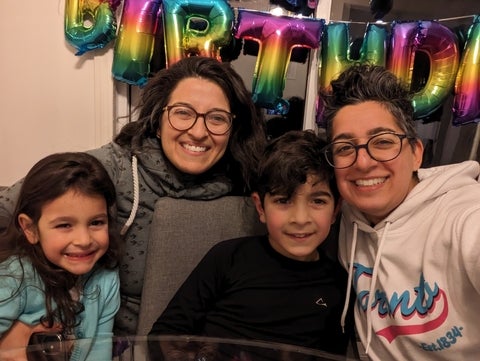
[0,321,61,360]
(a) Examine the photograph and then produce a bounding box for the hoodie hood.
[344,160,480,229]
[116,137,233,234]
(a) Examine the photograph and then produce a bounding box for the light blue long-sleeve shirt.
[0,256,120,361]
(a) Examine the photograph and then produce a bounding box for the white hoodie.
[339,160,480,361]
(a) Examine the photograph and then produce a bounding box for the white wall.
[1,0,477,186]
[0,1,116,185]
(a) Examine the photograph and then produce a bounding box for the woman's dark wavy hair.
[115,56,267,193]
[320,64,419,148]
[0,152,121,330]
[253,130,339,204]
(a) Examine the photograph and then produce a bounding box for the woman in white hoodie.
[320,64,480,361]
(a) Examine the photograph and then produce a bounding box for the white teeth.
[65,253,87,257]
[355,177,386,186]
[291,233,310,238]
[183,143,207,152]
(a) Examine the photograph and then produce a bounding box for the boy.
[149,130,353,356]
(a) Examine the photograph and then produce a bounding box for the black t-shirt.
[150,236,353,355]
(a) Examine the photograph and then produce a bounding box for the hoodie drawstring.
[340,222,358,333]
[121,155,139,235]
[364,221,391,354]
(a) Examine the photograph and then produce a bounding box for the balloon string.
[469,124,480,161]
[436,15,477,22]
[326,14,476,26]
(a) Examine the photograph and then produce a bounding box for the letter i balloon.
[111,0,163,86]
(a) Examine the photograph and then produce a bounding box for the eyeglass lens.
[325,133,406,169]
[167,105,232,135]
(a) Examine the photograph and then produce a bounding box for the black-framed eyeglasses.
[163,104,234,135]
[322,132,413,169]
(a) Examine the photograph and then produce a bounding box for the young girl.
[0,152,121,361]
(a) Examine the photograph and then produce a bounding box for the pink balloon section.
[64,0,480,126]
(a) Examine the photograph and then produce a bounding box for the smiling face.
[158,77,231,175]
[252,175,337,262]
[18,189,110,276]
[331,101,424,225]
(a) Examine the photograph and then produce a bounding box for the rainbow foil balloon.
[65,0,119,55]
[162,0,234,67]
[236,9,323,114]
[112,0,163,86]
[453,15,480,126]
[318,22,387,90]
[389,21,459,119]
[316,22,387,127]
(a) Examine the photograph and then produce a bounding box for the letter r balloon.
[162,0,234,67]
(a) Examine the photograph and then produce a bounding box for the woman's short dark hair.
[320,64,418,147]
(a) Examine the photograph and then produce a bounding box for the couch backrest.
[136,196,267,335]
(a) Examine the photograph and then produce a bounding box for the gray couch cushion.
[136,196,266,335]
